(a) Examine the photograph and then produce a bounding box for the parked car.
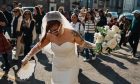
[119,12,134,21]
[108,12,118,18]
[22,7,34,12]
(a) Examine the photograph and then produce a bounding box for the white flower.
[113,34,121,42]
[102,42,107,47]
[102,42,108,53]
[111,25,121,34]
[106,38,118,49]
[104,25,110,31]
[94,25,121,54]
[104,30,114,41]
[94,33,104,43]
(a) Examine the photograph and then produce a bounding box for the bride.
[22,11,95,84]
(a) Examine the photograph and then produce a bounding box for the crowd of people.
[0,1,140,84]
[0,1,45,71]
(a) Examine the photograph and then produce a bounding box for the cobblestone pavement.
[0,43,140,84]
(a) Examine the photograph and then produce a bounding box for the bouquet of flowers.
[94,25,121,54]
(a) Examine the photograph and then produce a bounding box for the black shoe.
[2,65,10,71]
[83,58,90,62]
[134,54,140,58]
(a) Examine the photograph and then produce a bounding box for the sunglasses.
[49,26,61,34]
[24,12,30,15]
[72,16,77,19]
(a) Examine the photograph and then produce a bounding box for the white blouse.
[71,22,84,36]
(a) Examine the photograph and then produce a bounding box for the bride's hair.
[41,11,73,43]
[41,20,61,42]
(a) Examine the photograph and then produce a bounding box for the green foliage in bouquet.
[94,43,102,54]
[96,27,108,37]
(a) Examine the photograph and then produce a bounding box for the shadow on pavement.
[99,54,128,69]
[78,69,100,84]
[36,51,52,71]
[88,58,131,84]
[0,71,13,84]
[111,52,140,64]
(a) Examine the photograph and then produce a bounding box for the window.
[50,0,55,2]
[137,0,140,7]
[61,0,64,3]
[94,0,97,3]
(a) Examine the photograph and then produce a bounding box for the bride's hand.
[22,60,28,67]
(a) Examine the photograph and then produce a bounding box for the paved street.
[0,42,140,84]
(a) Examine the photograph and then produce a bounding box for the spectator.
[33,5,44,42]
[83,12,96,61]
[11,7,23,60]
[0,11,12,71]
[128,10,140,58]
[97,9,107,27]
[1,4,13,37]
[21,10,36,57]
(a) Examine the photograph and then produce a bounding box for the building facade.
[0,0,139,13]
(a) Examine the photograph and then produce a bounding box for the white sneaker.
[92,56,96,60]
[83,58,90,62]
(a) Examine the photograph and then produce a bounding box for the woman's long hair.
[12,7,23,16]
[71,13,81,22]
[23,10,34,21]
[41,20,61,43]
[34,6,42,15]
[85,11,95,23]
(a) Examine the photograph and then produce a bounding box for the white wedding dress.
[51,42,79,84]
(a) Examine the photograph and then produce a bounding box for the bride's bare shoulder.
[64,28,76,35]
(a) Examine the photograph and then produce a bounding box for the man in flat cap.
[128,10,140,58]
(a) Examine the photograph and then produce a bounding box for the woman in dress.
[21,10,36,57]
[11,7,23,60]
[22,11,95,84]
[0,11,12,71]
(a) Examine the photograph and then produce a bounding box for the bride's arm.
[22,34,51,62]
[71,30,95,49]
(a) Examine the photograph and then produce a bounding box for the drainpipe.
[87,0,89,9]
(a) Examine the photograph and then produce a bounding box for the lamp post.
[87,0,90,9]
[87,0,88,9]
